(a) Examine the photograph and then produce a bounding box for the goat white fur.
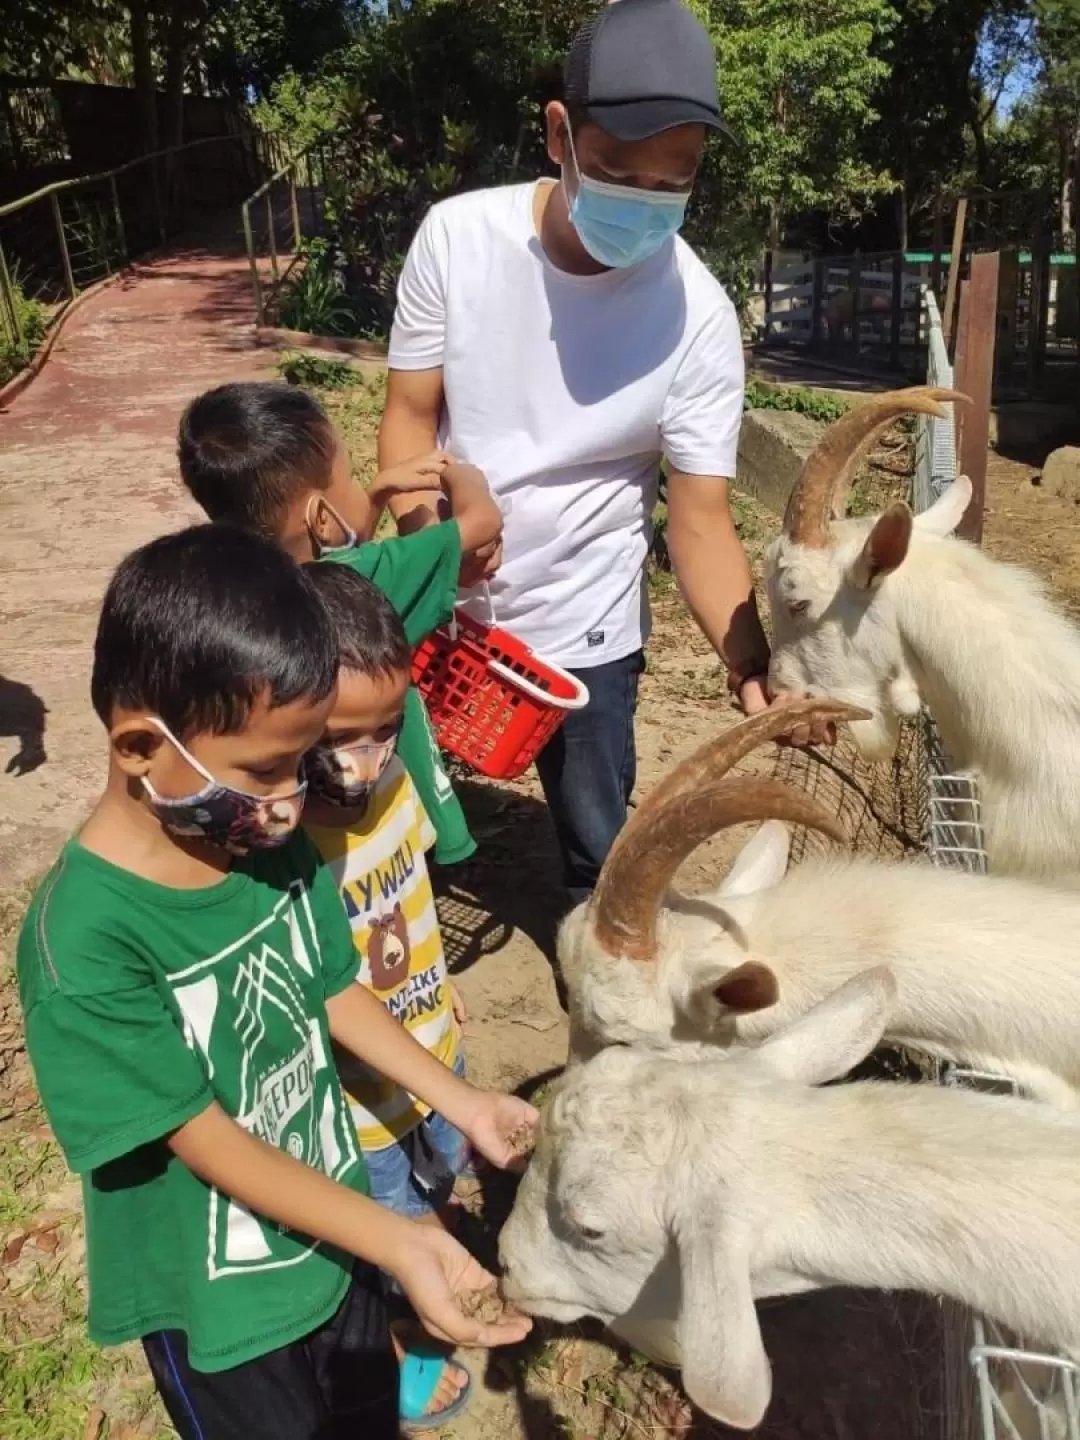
[762,387,1080,882]
[499,970,1080,1431]
[565,700,1080,1106]
[565,816,1080,1106]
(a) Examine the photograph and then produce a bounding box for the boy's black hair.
[177,381,336,538]
[303,563,411,681]
[92,525,338,737]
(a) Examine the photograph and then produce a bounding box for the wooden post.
[943,196,968,348]
[0,238,22,345]
[763,247,774,339]
[996,249,1019,379]
[930,190,944,300]
[290,168,302,252]
[51,192,77,300]
[150,157,167,244]
[241,202,265,327]
[109,173,128,266]
[810,257,824,351]
[266,191,279,284]
[847,255,860,355]
[951,251,999,546]
[890,252,903,370]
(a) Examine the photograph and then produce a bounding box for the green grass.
[0,270,50,388]
[745,378,850,424]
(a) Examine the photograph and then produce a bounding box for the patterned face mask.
[141,718,306,855]
[305,733,399,809]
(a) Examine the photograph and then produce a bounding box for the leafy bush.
[277,238,356,336]
[0,269,49,387]
[277,350,357,389]
[252,70,349,157]
[744,379,849,423]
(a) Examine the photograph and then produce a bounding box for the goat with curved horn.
[593,778,849,962]
[783,387,970,548]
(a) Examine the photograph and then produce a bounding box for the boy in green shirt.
[177,381,503,869]
[16,525,533,1440]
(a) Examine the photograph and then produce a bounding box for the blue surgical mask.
[563,127,690,270]
[306,494,358,558]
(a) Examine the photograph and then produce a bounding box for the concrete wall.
[736,407,823,516]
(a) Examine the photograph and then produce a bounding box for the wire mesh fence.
[0,132,275,366]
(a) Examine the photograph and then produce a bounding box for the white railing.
[917,286,1080,1440]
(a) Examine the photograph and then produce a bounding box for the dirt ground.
[0,270,1068,1440]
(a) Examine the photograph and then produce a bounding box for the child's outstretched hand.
[369,450,455,506]
[461,1090,538,1172]
[393,1223,532,1349]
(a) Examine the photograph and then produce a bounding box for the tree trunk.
[896,184,909,252]
[163,0,197,151]
[129,0,158,155]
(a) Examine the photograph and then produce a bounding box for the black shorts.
[143,1262,400,1439]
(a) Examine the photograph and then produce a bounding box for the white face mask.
[306,495,358,557]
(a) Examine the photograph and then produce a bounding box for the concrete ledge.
[254,325,388,361]
[736,407,824,516]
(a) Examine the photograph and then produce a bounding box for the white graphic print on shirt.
[169,878,359,1279]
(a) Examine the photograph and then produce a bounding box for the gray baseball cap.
[564,0,736,144]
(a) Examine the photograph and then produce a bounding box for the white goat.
[562,698,1080,1106]
[761,386,1080,881]
[499,969,1080,1431]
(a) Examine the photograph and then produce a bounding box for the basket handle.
[487,658,591,711]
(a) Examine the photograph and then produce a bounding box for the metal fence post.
[0,238,22,346]
[109,173,128,266]
[810,258,824,351]
[241,202,265,328]
[889,252,903,369]
[51,192,77,301]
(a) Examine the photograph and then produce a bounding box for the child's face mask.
[141,718,306,854]
[306,494,358,558]
[305,733,399,808]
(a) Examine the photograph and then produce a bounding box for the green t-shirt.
[325,523,476,866]
[17,833,368,1374]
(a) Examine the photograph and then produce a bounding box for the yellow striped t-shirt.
[306,756,459,1151]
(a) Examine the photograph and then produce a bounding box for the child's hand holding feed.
[458,1088,538,1172]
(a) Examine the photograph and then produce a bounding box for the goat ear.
[715,821,792,900]
[848,503,912,590]
[712,961,779,1015]
[676,1212,772,1428]
[913,475,973,538]
[751,967,896,1085]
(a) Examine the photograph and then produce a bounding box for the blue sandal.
[400,1345,473,1432]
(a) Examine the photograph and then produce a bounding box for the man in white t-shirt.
[379,0,829,906]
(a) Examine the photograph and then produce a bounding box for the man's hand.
[459,1089,538,1172]
[392,1224,532,1348]
[735,678,837,748]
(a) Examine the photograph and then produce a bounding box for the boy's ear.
[110,717,167,777]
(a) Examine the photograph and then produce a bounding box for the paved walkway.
[0,221,279,888]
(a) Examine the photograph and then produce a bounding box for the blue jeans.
[362,1051,470,1222]
[535,649,644,907]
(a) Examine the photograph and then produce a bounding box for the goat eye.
[578,1224,605,1242]
[788,599,811,619]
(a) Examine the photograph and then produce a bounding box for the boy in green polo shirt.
[16,525,533,1440]
[177,381,502,870]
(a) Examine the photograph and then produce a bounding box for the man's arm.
[379,368,446,535]
[666,472,833,745]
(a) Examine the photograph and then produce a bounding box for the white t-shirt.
[387,181,745,669]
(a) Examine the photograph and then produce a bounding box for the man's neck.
[534,178,609,278]
[80,773,233,890]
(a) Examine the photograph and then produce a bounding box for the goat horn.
[592,778,848,962]
[637,697,871,819]
[783,386,972,548]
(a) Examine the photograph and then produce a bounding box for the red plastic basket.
[411,609,590,780]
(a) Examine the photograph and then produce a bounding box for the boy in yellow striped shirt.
[302,563,481,1432]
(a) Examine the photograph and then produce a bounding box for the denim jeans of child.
[534,649,645,907]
